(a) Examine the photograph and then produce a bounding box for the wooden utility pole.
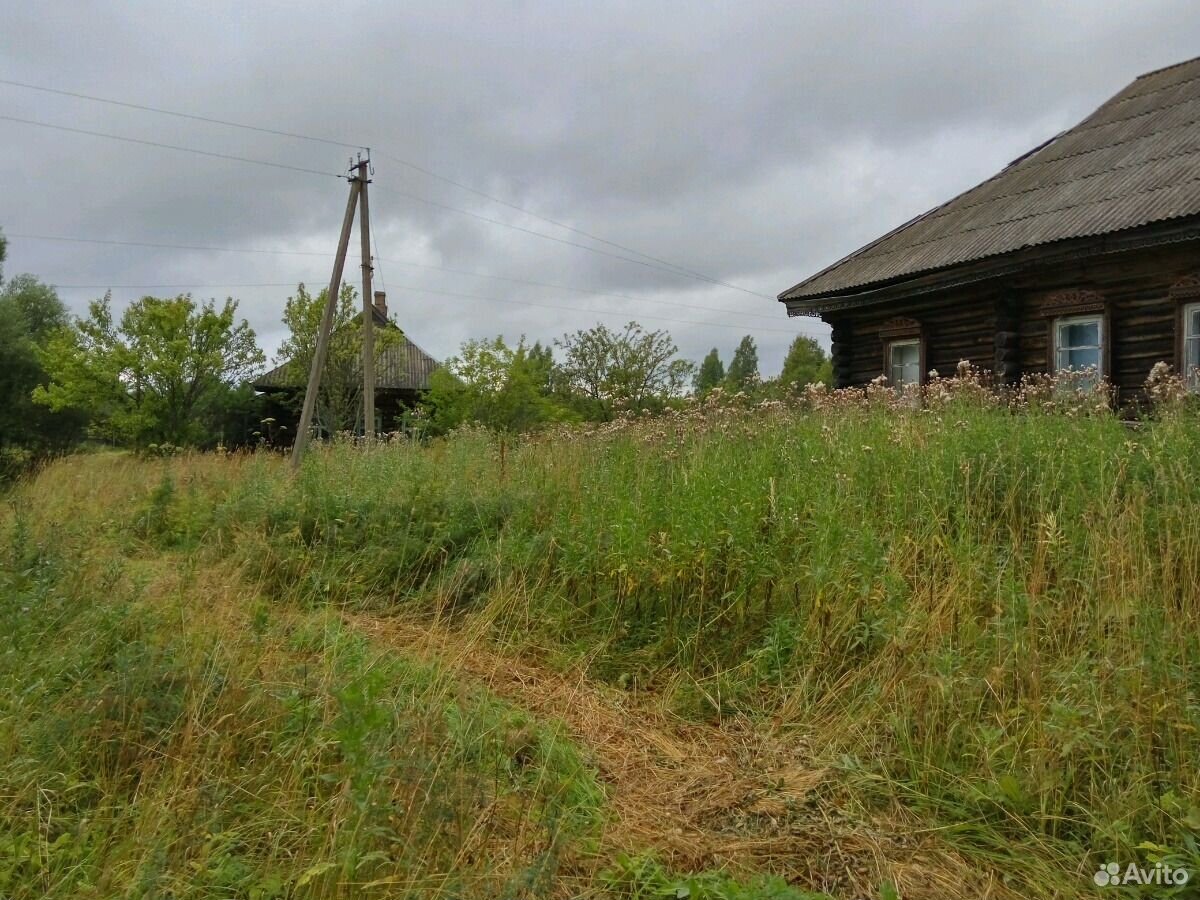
[290,170,361,470]
[357,159,376,442]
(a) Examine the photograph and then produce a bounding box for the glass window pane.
[1184,308,1200,391]
[889,342,919,385]
[1067,347,1100,369]
[1054,316,1103,375]
[1185,336,1200,384]
[1062,321,1099,347]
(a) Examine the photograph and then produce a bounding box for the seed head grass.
[2,375,1198,897]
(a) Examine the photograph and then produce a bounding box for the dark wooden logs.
[818,241,1199,404]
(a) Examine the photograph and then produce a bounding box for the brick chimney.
[373,290,387,319]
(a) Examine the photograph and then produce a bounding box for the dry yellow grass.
[349,612,1022,900]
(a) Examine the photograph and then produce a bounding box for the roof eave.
[782,216,1200,317]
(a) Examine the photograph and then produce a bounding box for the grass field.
[2,382,1198,898]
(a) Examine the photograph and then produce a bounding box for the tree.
[3,274,69,340]
[555,321,693,419]
[725,335,760,393]
[424,336,573,434]
[525,340,556,395]
[36,293,264,447]
[0,276,87,476]
[778,335,832,390]
[694,347,725,397]
[275,282,402,434]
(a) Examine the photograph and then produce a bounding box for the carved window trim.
[878,316,922,339]
[1169,274,1200,302]
[1039,289,1106,317]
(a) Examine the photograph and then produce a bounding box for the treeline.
[0,229,831,475]
[421,326,831,434]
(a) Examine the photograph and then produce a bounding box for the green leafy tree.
[778,335,832,390]
[36,293,264,447]
[525,340,556,394]
[424,336,573,434]
[276,282,402,434]
[725,335,760,394]
[0,276,87,477]
[555,321,694,419]
[694,347,725,397]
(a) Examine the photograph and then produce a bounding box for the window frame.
[1182,301,1200,391]
[886,337,923,388]
[1051,313,1106,379]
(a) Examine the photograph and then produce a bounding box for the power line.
[371,148,763,293]
[0,115,345,179]
[37,274,815,337]
[371,232,386,293]
[379,281,810,336]
[380,257,783,321]
[8,232,785,323]
[5,111,773,299]
[49,281,311,289]
[5,232,338,258]
[372,181,773,297]
[0,77,364,151]
[1,75,770,298]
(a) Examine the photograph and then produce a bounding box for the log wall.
[823,241,1200,403]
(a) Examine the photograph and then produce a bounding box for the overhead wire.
[0,77,364,150]
[0,115,346,179]
[5,232,340,258]
[8,232,792,325]
[370,148,766,294]
[43,275,818,336]
[1,76,775,299]
[379,257,784,321]
[328,281,806,336]
[48,281,315,290]
[370,181,773,298]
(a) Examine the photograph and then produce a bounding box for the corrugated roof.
[780,56,1200,304]
[255,327,439,392]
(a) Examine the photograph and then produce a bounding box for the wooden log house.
[778,56,1200,405]
[253,291,439,437]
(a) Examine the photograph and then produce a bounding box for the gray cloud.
[3,0,1199,376]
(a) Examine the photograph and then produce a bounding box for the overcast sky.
[3,1,1199,377]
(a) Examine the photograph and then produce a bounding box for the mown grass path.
[346,612,1018,900]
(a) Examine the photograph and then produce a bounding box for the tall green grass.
[0,520,605,898]
[213,402,1199,893]
[4,389,1199,897]
[0,448,831,899]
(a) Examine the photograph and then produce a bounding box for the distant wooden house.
[253,291,439,435]
[778,56,1200,404]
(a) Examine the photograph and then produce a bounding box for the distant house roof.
[255,326,440,393]
[780,56,1200,308]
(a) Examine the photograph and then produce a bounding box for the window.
[1053,315,1104,387]
[1184,303,1200,390]
[888,339,921,387]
